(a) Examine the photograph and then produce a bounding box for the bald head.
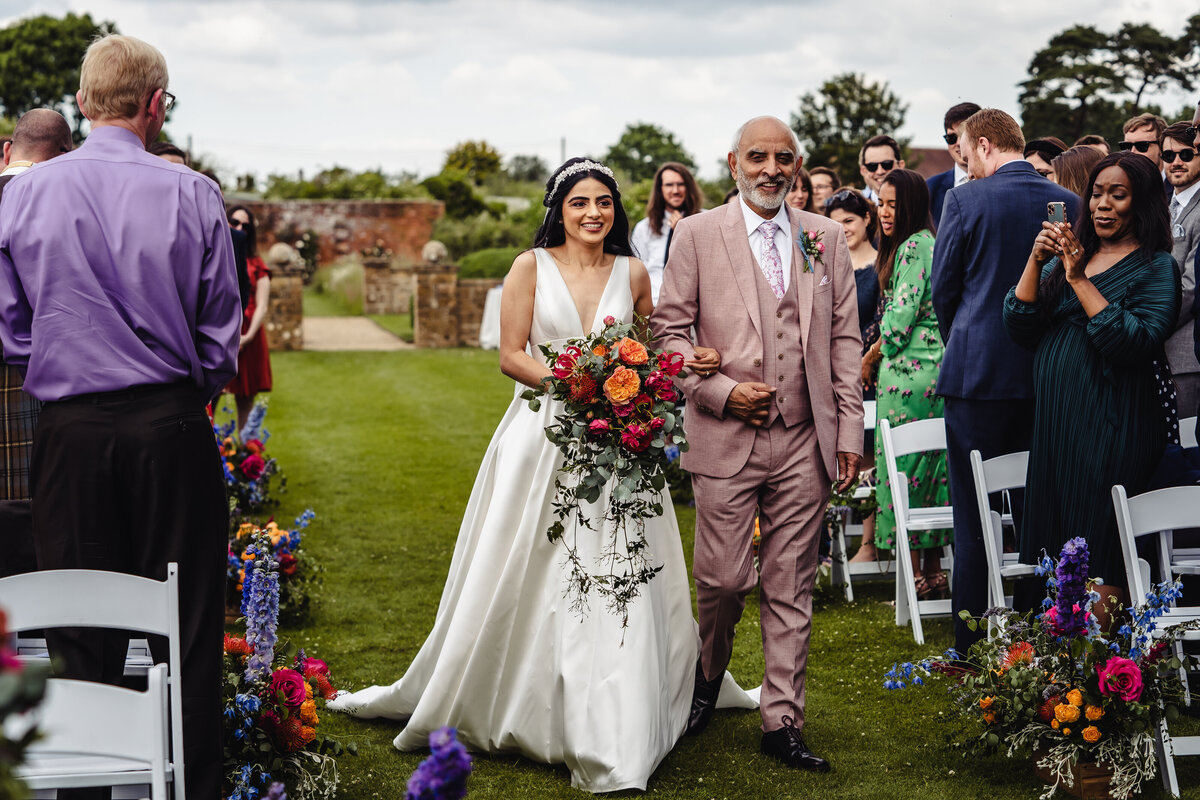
[5,109,72,165]
[731,116,800,156]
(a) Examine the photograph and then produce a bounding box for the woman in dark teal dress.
[1003,152,1180,618]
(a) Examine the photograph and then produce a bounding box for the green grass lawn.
[259,349,1200,800]
[366,313,413,342]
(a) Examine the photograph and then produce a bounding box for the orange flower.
[301,725,317,744]
[603,366,641,406]
[982,711,996,724]
[242,551,256,562]
[1003,642,1035,668]
[979,696,995,710]
[1066,688,1083,707]
[1051,719,1060,730]
[237,522,256,539]
[300,699,319,726]
[221,437,236,456]
[1055,704,1080,724]
[1082,726,1101,743]
[592,344,608,357]
[1062,727,1071,737]
[1085,705,1103,721]
[615,337,649,366]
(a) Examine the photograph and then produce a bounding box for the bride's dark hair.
[532,157,634,256]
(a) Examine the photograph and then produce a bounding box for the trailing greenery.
[260,350,1200,799]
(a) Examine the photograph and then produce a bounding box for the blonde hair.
[78,34,168,121]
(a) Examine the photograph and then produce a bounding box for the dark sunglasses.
[1118,140,1154,153]
[942,133,958,145]
[1183,126,1198,143]
[823,189,856,209]
[1161,149,1196,164]
[863,160,895,173]
[229,218,247,228]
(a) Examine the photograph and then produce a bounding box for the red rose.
[588,419,611,435]
[621,424,650,453]
[603,315,616,326]
[241,453,266,480]
[279,553,298,576]
[271,667,307,710]
[303,658,330,677]
[657,385,678,402]
[613,402,635,418]
[649,417,665,431]
[245,438,264,455]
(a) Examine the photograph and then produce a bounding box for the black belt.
[53,380,195,406]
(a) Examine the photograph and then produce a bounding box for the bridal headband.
[544,160,617,206]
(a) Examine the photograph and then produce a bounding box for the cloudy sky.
[2,0,1196,183]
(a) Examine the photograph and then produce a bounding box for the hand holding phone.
[1047,202,1066,225]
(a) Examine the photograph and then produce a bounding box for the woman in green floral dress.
[861,169,951,596]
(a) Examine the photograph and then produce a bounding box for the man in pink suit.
[651,116,863,772]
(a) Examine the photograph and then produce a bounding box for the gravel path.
[302,317,413,351]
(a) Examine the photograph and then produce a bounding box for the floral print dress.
[873,230,951,550]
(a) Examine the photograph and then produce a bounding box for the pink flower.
[271,667,307,710]
[303,658,330,677]
[649,417,665,430]
[621,425,650,453]
[241,453,266,480]
[588,419,611,435]
[551,346,583,379]
[816,242,825,253]
[657,352,685,377]
[603,315,616,327]
[613,402,635,418]
[1097,657,1143,702]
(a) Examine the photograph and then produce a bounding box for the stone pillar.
[362,256,394,315]
[413,261,459,348]
[264,243,305,351]
[456,278,501,347]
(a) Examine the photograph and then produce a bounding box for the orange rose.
[615,337,649,366]
[1054,704,1080,723]
[592,344,608,357]
[603,366,641,406]
[1084,705,1103,721]
[979,696,994,710]
[1082,725,1101,743]
[1066,688,1083,707]
[300,698,319,726]
[982,711,996,724]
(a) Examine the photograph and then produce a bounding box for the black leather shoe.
[760,716,831,772]
[685,659,724,736]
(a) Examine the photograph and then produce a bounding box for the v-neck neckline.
[541,248,621,334]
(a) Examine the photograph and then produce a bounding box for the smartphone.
[1047,202,1066,224]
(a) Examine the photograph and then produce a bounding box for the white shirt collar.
[739,195,790,241]
[0,162,33,177]
[953,164,969,186]
[1173,180,1200,212]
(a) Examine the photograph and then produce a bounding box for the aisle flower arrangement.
[883,537,1199,799]
[224,533,352,800]
[405,727,473,799]
[521,316,689,625]
[216,400,287,524]
[228,511,318,624]
[0,610,47,800]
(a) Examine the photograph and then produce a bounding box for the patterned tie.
[1170,195,1180,222]
[757,220,784,299]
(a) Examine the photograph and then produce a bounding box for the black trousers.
[945,396,1034,657]
[32,383,227,800]
[0,500,37,578]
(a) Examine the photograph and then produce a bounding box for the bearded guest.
[631,162,704,303]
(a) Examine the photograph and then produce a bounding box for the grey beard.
[736,166,790,211]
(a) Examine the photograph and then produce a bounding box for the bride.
[329,158,751,792]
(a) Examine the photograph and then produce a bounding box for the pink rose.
[303,658,330,677]
[588,419,611,435]
[1097,657,1143,702]
[816,242,825,253]
[649,417,665,430]
[271,668,307,710]
[603,315,616,327]
[612,402,635,418]
[621,426,650,453]
[241,453,266,480]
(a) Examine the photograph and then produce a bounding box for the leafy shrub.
[458,247,523,280]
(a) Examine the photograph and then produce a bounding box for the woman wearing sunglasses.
[860,170,950,593]
[224,205,273,431]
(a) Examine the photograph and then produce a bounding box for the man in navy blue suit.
[927,102,980,230]
[930,109,1080,655]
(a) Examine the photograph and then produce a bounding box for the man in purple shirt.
[0,35,240,800]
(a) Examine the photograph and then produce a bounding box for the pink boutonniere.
[799,230,824,273]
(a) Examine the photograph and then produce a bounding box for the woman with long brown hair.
[860,169,950,595]
[1051,145,1105,199]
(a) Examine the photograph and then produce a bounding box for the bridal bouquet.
[224,533,352,800]
[883,538,1199,799]
[522,316,689,626]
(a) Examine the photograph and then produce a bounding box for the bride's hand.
[686,346,721,379]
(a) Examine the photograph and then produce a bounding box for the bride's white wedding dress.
[329,249,753,792]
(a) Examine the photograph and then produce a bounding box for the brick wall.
[240,200,444,266]
[362,258,415,315]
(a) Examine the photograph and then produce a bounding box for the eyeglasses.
[1118,140,1155,153]
[162,91,176,112]
[1183,126,1198,143]
[863,160,895,173]
[942,133,958,145]
[1161,148,1196,164]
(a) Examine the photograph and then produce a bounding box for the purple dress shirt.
[0,126,240,402]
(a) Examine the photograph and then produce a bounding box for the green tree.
[1019,16,1200,141]
[0,12,117,141]
[444,140,502,186]
[603,123,696,183]
[790,72,908,188]
[505,154,549,183]
[264,166,426,200]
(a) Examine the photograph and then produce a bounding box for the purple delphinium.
[406,727,473,800]
[242,532,280,682]
[1051,537,1090,636]
[265,782,288,800]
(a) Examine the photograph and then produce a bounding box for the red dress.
[225,256,273,396]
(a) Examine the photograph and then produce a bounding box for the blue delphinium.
[1053,537,1090,634]
[229,764,270,800]
[240,399,269,443]
[242,532,280,682]
[265,782,288,800]
[406,727,473,800]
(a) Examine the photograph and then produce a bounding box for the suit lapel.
[721,204,763,342]
[790,211,813,351]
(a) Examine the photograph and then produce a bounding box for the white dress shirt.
[954,164,969,187]
[739,196,792,293]
[1172,181,1200,221]
[630,213,672,304]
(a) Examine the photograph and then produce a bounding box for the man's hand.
[724,382,776,427]
[835,451,861,493]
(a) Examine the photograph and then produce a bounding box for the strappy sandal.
[926,571,949,599]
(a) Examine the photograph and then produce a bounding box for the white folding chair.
[0,565,185,800]
[1180,415,1197,449]
[16,665,171,800]
[830,400,896,601]
[1112,484,1200,798]
[969,450,1037,635]
[878,417,954,645]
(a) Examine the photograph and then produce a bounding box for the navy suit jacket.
[931,159,1080,400]
[927,168,955,232]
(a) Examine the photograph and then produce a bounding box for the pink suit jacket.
[650,201,864,479]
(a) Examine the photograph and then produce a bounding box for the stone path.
[302,317,413,351]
